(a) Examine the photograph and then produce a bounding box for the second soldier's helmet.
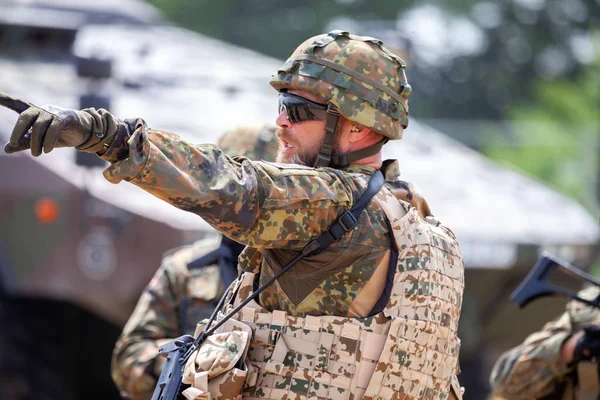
[217,124,280,162]
[270,30,411,141]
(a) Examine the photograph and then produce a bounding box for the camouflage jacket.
[101,126,436,316]
[101,125,463,399]
[111,235,226,400]
[490,287,600,400]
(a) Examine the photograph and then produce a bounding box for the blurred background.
[0,0,598,399]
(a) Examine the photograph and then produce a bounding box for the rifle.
[151,335,194,400]
[511,252,600,309]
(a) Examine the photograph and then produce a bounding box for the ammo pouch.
[181,317,253,400]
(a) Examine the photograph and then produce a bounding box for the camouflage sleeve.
[100,125,352,248]
[489,312,574,399]
[111,257,187,400]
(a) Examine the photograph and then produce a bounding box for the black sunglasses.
[278,92,328,124]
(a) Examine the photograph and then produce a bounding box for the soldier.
[0,31,465,399]
[110,125,280,400]
[490,286,600,399]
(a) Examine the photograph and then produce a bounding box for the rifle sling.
[182,169,386,362]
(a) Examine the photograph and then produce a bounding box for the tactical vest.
[217,272,463,400]
[183,182,464,400]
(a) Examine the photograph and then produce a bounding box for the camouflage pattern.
[225,273,394,400]
[270,30,411,140]
[111,124,280,400]
[101,123,464,399]
[217,124,280,163]
[366,184,463,399]
[111,235,224,400]
[182,318,253,400]
[490,286,600,400]
[102,118,147,162]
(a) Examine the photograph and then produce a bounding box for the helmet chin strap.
[313,105,387,169]
[330,137,388,168]
[313,105,340,168]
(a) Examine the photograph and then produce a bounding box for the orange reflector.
[35,197,59,224]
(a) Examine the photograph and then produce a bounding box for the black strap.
[301,169,385,256]
[182,169,386,362]
[186,247,227,270]
[368,217,399,316]
[330,138,388,168]
[312,106,387,169]
[313,106,340,168]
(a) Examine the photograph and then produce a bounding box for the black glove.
[0,92,123,157]
[573,325,600,363]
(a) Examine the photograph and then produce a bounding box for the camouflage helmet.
[217,124,279,162]
[270,30,411,141]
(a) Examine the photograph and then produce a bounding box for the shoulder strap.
[182,169,386,362]
[302,169,385,256]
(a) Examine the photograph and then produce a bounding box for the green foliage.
[147,0,425,58]
[483,46,600,205]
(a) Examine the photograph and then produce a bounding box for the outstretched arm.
[0,93,356,249]
[101,125,355,248]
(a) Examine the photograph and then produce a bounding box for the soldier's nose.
[276,111,290,129]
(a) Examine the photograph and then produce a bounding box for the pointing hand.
[0,92,122,156]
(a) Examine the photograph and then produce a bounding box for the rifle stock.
[511,253,600,309]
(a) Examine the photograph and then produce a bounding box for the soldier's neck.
[350,154,382,169]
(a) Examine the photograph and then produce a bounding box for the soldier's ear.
[347,124,371,143]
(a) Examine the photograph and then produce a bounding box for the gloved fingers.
[29,112,52,157]
[3,141,29,154]
[33,113,55,154]
[42,118,63,154]
[40,104,67,115]
[8,108,39,154]
[0,92,31,114]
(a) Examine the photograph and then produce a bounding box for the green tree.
[147,0,432,58]
[483,38,600,207]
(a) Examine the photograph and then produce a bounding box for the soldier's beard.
[276,129,340,166]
